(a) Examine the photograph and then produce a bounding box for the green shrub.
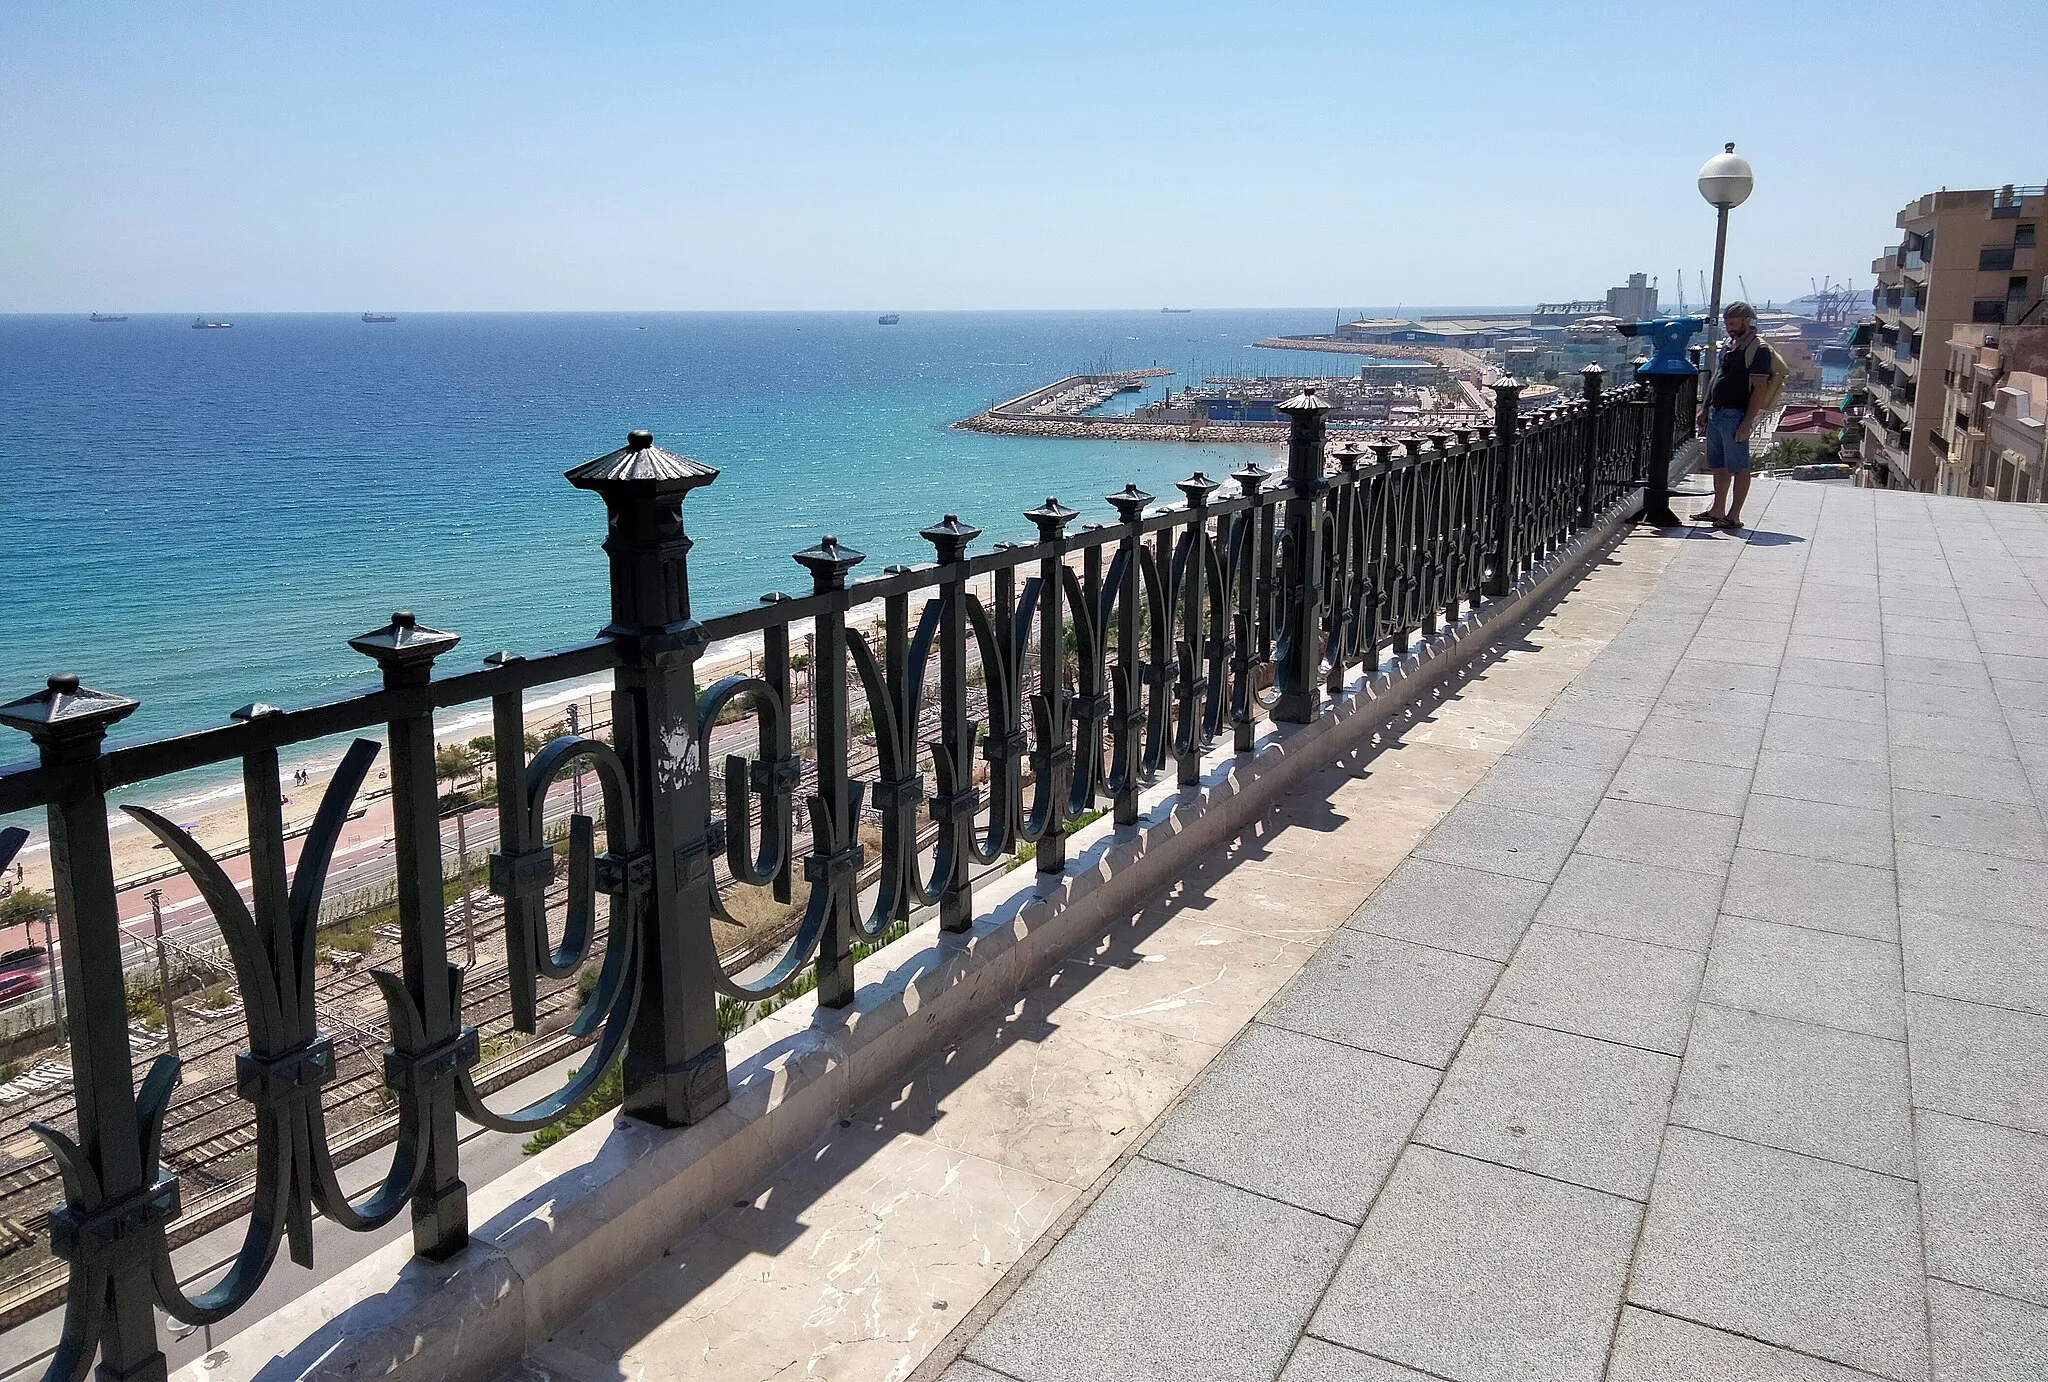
[0,891,54,929]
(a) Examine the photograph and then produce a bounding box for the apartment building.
[1863,184,2044,490]
[1940,323,2048,501]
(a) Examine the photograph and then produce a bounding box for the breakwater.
[956,366,1300,443]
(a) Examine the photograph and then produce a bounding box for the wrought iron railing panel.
[0,372,1658,1382]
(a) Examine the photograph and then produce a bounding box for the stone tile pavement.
[942,484,2048,1382]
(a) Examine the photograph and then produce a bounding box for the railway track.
[0,637,1059,1303]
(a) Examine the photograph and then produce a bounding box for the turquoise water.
[1,309,1422,752]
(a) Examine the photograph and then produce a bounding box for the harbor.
[955,357,1504,443]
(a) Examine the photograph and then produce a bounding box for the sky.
[4,1,2046,314]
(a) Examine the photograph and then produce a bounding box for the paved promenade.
[942,483,2048,1382]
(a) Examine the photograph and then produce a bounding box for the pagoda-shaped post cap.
[1369,440,1398,464]
[231,702,282,720]
[1489,376,1523,395]
[1106,484,1154,522]
[1428,431,1455,453]
[793,534,866,590]
[1330,443,1364,472]
[1231,461,1273,491]
[482,650,525,667]
[564,430,721,496]
[0,674,140,739]
[1277,388,1330,418]
[919,513,982,563]
[349,611,460,669]
[1401,436,1425,458]
[1024,496,1079,539]
[1177,472,1220,507]
[1580,362,1606,378]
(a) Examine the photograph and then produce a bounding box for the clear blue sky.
[4,0,2044,313]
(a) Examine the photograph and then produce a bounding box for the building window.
[1982,245,2017,272]
[2017,224,2037,249]
[1973,299,2008,323]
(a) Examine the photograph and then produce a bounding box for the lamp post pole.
[146,887,178,1058]
[1697,142,1755,384]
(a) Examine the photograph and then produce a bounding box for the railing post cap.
[1176,472,1220,507]
[0,674,139,739]
[793,534,867,588]
[565,429,721,497]
[1489,375,1524,396]
[1276,388,1331,417]
[1105,483,1154,522]
[918,513,983,562]
[1024,496,1079,538]
[348,611,460,669]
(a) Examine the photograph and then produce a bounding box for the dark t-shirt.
[1710,338,1776,412]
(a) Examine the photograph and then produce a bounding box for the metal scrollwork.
[456,735,639,1132]
[114,740,411,1341]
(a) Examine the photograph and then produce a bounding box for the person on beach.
[1695,302,1784,533]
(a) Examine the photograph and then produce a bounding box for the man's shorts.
[1706,407,1752,474]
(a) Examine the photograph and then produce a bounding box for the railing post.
[1023,497,1078,871]
[794,534,866,1006]
[919,515,981,931]
[565,430,729,1125]
[1485,377,1523,596]
[1105,484,1152,823]
[1228,464,1270,748]
[1578,364,1605,527]
[1424,433,1454,636]
[1172,475,1217,785]
[348,612,474,1256]
[1323,447,1360,697]
[1272,389,1330,723]
[0,676,174,1382]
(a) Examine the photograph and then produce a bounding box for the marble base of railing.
[176,493,1642,1382]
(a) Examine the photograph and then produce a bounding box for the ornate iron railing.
[0,368,1658,1382]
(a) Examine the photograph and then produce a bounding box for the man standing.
[1696,302,1783,531]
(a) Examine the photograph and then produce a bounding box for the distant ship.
[88,312,128,322]
[191,317,232,329]
[1161,307,1192,313]
[361,313,396,323]
[877,313,900,325]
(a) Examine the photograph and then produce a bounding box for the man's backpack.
[1738,337,1788,414]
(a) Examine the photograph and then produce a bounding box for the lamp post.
[1697,142,1755,381]
[146,887,179,1057]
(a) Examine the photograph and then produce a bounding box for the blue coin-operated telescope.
[1615,316,1705,374]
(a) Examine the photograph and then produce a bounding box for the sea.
[0,308,1475,828]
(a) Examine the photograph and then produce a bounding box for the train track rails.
[0,650,1054,1316]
